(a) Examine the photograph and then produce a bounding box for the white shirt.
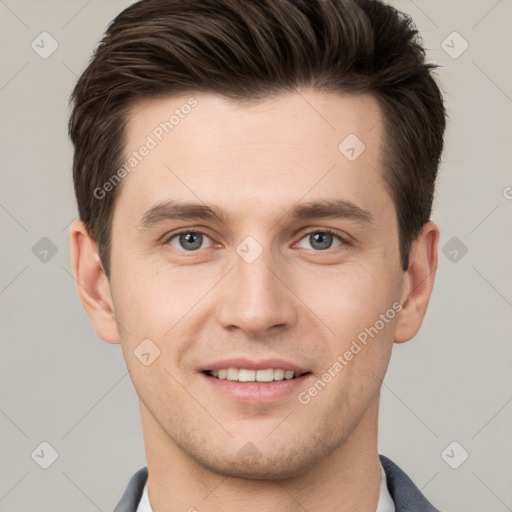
[137,461,395,512]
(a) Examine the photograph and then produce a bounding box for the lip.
[199,357,313,404]
[200,372,313,404]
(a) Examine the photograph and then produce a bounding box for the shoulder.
[113,467,148,512]
[379,454,443,512]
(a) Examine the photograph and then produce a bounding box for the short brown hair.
[69,0,446,278]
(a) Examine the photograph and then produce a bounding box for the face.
[103,90,407,478]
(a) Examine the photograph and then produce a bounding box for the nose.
[216,245,297,337]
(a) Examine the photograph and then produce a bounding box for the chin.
[182,437,331,481]
[196,454,314,481]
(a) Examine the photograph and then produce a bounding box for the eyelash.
[164,228,351,253]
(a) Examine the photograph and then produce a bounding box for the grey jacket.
[114,454,442,511]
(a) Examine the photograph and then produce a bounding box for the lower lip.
[200,372,313,404]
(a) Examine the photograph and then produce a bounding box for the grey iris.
[180,232,203,250]
[310,232,333,250]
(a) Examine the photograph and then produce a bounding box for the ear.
[394,221,439,344]
[69,220,120,344]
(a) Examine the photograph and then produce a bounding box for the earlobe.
[394,221,439,344]
[69,220,121,344]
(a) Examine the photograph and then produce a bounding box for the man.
[68,0,446,510]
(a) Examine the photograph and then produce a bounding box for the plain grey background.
[1,0,511,511]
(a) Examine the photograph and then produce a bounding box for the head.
[70,0,445,479]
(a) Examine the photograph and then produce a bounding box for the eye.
[295,230,345,251]
[167,231,214,251]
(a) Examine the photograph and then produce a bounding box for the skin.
[70,89,438,512]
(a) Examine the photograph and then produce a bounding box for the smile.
[206,368,308,382]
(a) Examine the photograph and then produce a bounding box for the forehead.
[125,90,383,154]
[116,90,390,226]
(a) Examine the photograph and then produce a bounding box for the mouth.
[200,365,313,404]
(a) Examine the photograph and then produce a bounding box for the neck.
[140,397,382,512]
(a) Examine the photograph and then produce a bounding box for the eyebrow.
[136,198,374,231]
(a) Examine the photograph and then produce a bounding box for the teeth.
[256,369,274,382]
[238,369,256,382]
[208,367,302,382]
[273,369,285,380]
[226,367,239,380]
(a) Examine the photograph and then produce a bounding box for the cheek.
[111,264,217,370]
[112,262,181,328]
[296,261,400,343]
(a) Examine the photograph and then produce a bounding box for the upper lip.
[201,358,310,375]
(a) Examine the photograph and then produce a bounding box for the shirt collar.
[136,461,395,512]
